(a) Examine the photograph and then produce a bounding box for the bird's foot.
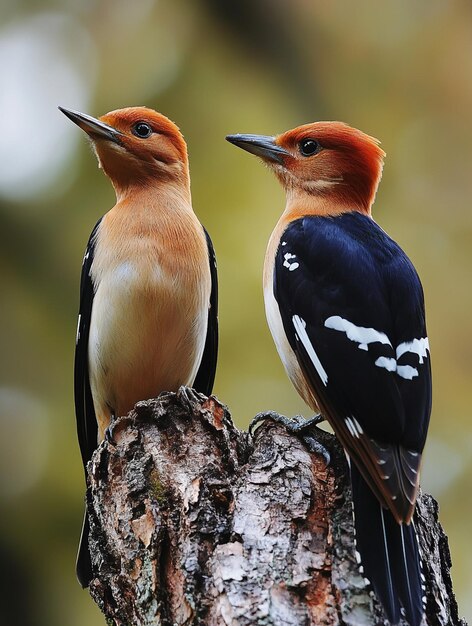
[249,411,330,465]
[178,385,201,411]
[249,411,323,434]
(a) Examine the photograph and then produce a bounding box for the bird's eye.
[133,122,153,138]
[299,139,320,157]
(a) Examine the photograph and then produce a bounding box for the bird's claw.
[249,411,330,465]
[178,385,200,411]
[250,411,323,434]
[297,433,330,465]
[249,410,292,435]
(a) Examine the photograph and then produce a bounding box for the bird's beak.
[59,106,123,144]
[226,134,290,165]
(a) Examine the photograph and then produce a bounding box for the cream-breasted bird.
[60,106,218,587]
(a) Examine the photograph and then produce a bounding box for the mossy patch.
[148,469,167,506]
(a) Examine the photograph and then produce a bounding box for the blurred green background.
[0,1,470,624]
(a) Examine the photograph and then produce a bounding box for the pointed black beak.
[59,106,123,145]
[226,133,290,164]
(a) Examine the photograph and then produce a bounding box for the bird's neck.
[111,182,196,230]
[284,187,372,219]
[98,182,205,280]
[112,176,192,208]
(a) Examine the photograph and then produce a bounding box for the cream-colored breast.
[89,201,211,439]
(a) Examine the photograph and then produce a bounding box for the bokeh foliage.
[0,1,471,624]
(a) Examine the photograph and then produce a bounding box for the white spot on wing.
[283,252,299,272]
[292,315,328,385]
[395,336,429,379]
[397,365,419,380]
[325,316,430,382]
[396,337,430,363]
[324,315,392,350]
[76,314,81,345]
[351,417,363,435]
[375,356,397,372]
[345,416,364,438]
[345,417,356,437]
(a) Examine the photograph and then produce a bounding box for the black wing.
[193,227,218,395]
[74,218,102,587]
[273,213,432,522]
[74,218,101,471]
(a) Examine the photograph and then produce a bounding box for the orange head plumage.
[59,106,189,199]
[227,122,385,215]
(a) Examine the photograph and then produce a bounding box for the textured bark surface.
[86,388,466,626]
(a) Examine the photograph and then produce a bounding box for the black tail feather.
[351,465,423,626]
[386,514,424,626]
[76,511,93,588]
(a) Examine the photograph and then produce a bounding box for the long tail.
[76,510,93,588]
[350,465,424,626]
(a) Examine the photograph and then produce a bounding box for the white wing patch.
[397,338,430,363]
[292,315,328,386]
[396,365,419,380]
[375,356,397,372]
[345,416,364,438]
[76,314,81,345]
[396,337,430,380]
[283,252,299,272]
[325,316,429,381]
[324,315,392,351]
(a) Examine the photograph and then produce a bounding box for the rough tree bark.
[85,388,466,626]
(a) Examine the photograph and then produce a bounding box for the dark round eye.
[133,122,153,138]
[299,138,320,156]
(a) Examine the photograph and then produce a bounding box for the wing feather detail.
[74,218,101,470]
[193,227,218,396]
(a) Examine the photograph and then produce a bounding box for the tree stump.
[85,388,466,626]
